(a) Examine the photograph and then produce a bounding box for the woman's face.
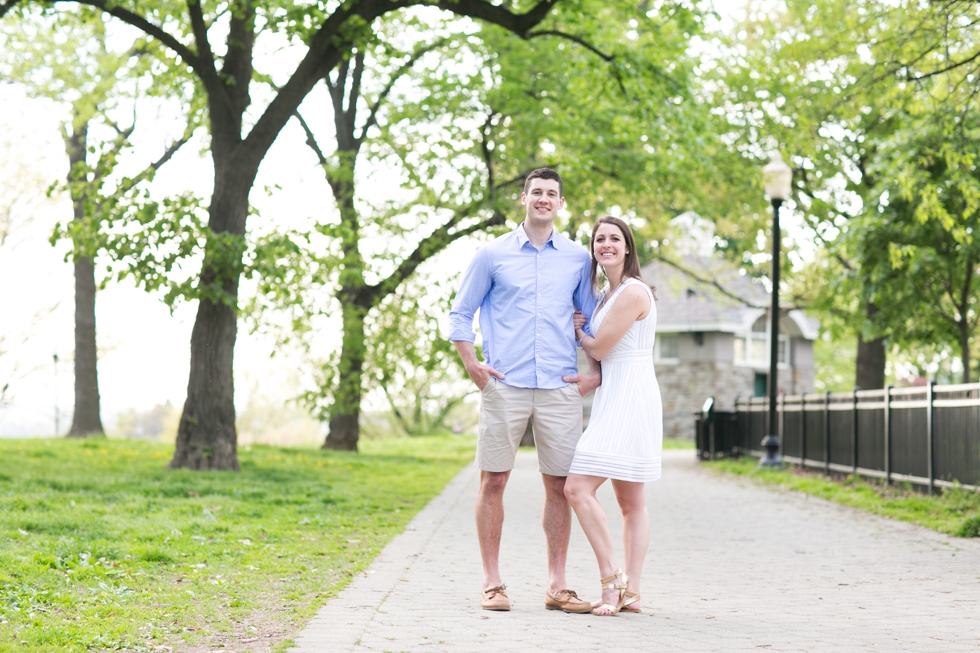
[593,223,629,269]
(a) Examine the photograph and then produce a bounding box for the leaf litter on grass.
[0,435,474,652]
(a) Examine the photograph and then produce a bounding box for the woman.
[565,215,662,616]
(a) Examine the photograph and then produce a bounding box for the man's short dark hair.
[523,168,563,197]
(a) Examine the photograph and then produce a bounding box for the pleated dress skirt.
[568,348,663,482]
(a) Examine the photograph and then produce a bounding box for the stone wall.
[657,361,755,440]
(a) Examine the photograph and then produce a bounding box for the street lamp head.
[762,153,793,201]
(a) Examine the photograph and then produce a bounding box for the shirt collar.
[517,222,561,250]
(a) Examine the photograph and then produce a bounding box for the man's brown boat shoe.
[544,588,592,614]
[482,585,510,611]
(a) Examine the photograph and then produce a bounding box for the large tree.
[707,0,951,389]
[713,0,980,389]
[1,8,194,435]
[854,84,980,381]
[1,0,582,469]
[243,3,713,450]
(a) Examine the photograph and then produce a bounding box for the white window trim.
[734,327,791,369]
[654,334,680,364]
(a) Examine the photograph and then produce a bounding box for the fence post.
[800,391,807,468]
[709,416,716,462]
[927,381,935,495]
[778,393,785,458]
[884,385,892,486]
[852,388,859,475]
[733,395,741,455]
[824,390,831,475]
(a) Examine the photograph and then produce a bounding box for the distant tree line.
[2,0,975,469]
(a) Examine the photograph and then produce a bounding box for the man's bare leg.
[541,473,571,592]
[475,470,511,589]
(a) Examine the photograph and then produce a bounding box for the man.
[449,168,600,613]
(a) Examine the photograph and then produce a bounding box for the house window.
[734,316,789,366]
[655,334,679,361]
[734,336,746,362]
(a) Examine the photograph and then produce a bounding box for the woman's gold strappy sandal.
[621,590,641,613]
[592,568,628,616]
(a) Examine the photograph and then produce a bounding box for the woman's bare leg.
[564,473,622,614]
[612,479,648,610]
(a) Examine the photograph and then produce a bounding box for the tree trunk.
[169,159,254,471]
[63,120,105,437]
[855,334,886,390]
[68,255,104,436]
[855,302,885,390]
[324,298,367,451]
[959,321,971,384]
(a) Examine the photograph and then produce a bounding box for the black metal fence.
[731,383,980,492]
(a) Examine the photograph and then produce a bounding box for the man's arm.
[454,341,505,391]
[448,247,503,390]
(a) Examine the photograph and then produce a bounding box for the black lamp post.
[759,154,792,468]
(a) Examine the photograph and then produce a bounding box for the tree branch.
[430,392,472,432]
[436,0,558,36]
[653,252,769,308]
[527,29,614,62]
[381,384,412,435]
[293,110,328,167]
[219,0,255,117]
[910,47,980,81]
[357,37,450,143]
[347,51,365,128]
[366,208,506,306]
[186,0,218,84]
[654,253,809,311]
[243,0,414,164]
[526,28,630,94]
[55,0,203,76]
[247,0,559,173]
[480,111,497,201]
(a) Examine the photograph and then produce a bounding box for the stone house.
[637,256,818,440]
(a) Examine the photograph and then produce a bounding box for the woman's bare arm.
[576,284,650,361]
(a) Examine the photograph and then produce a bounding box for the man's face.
[521,178,565,225]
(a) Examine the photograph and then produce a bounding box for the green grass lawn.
[0,436,475,653]
[704,456,980,538]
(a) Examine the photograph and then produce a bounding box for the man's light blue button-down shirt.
[448,224,597,390]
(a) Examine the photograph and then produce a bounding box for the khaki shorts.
[477,378,583,476]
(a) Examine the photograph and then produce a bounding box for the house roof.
[640,256,819,340]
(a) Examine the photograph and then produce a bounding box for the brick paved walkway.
[290,450,980,653]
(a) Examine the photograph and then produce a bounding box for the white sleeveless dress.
[568,278,663,482]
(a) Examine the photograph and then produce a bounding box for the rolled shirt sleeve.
[448,247,491,343]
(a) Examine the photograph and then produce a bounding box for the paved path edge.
[288,460,478,651]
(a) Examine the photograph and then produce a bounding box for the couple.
[449,168,663,616]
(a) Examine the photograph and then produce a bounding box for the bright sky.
[0,85,331,436]
[0,1,753,437]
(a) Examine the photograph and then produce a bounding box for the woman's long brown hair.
[589,215,656,299]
